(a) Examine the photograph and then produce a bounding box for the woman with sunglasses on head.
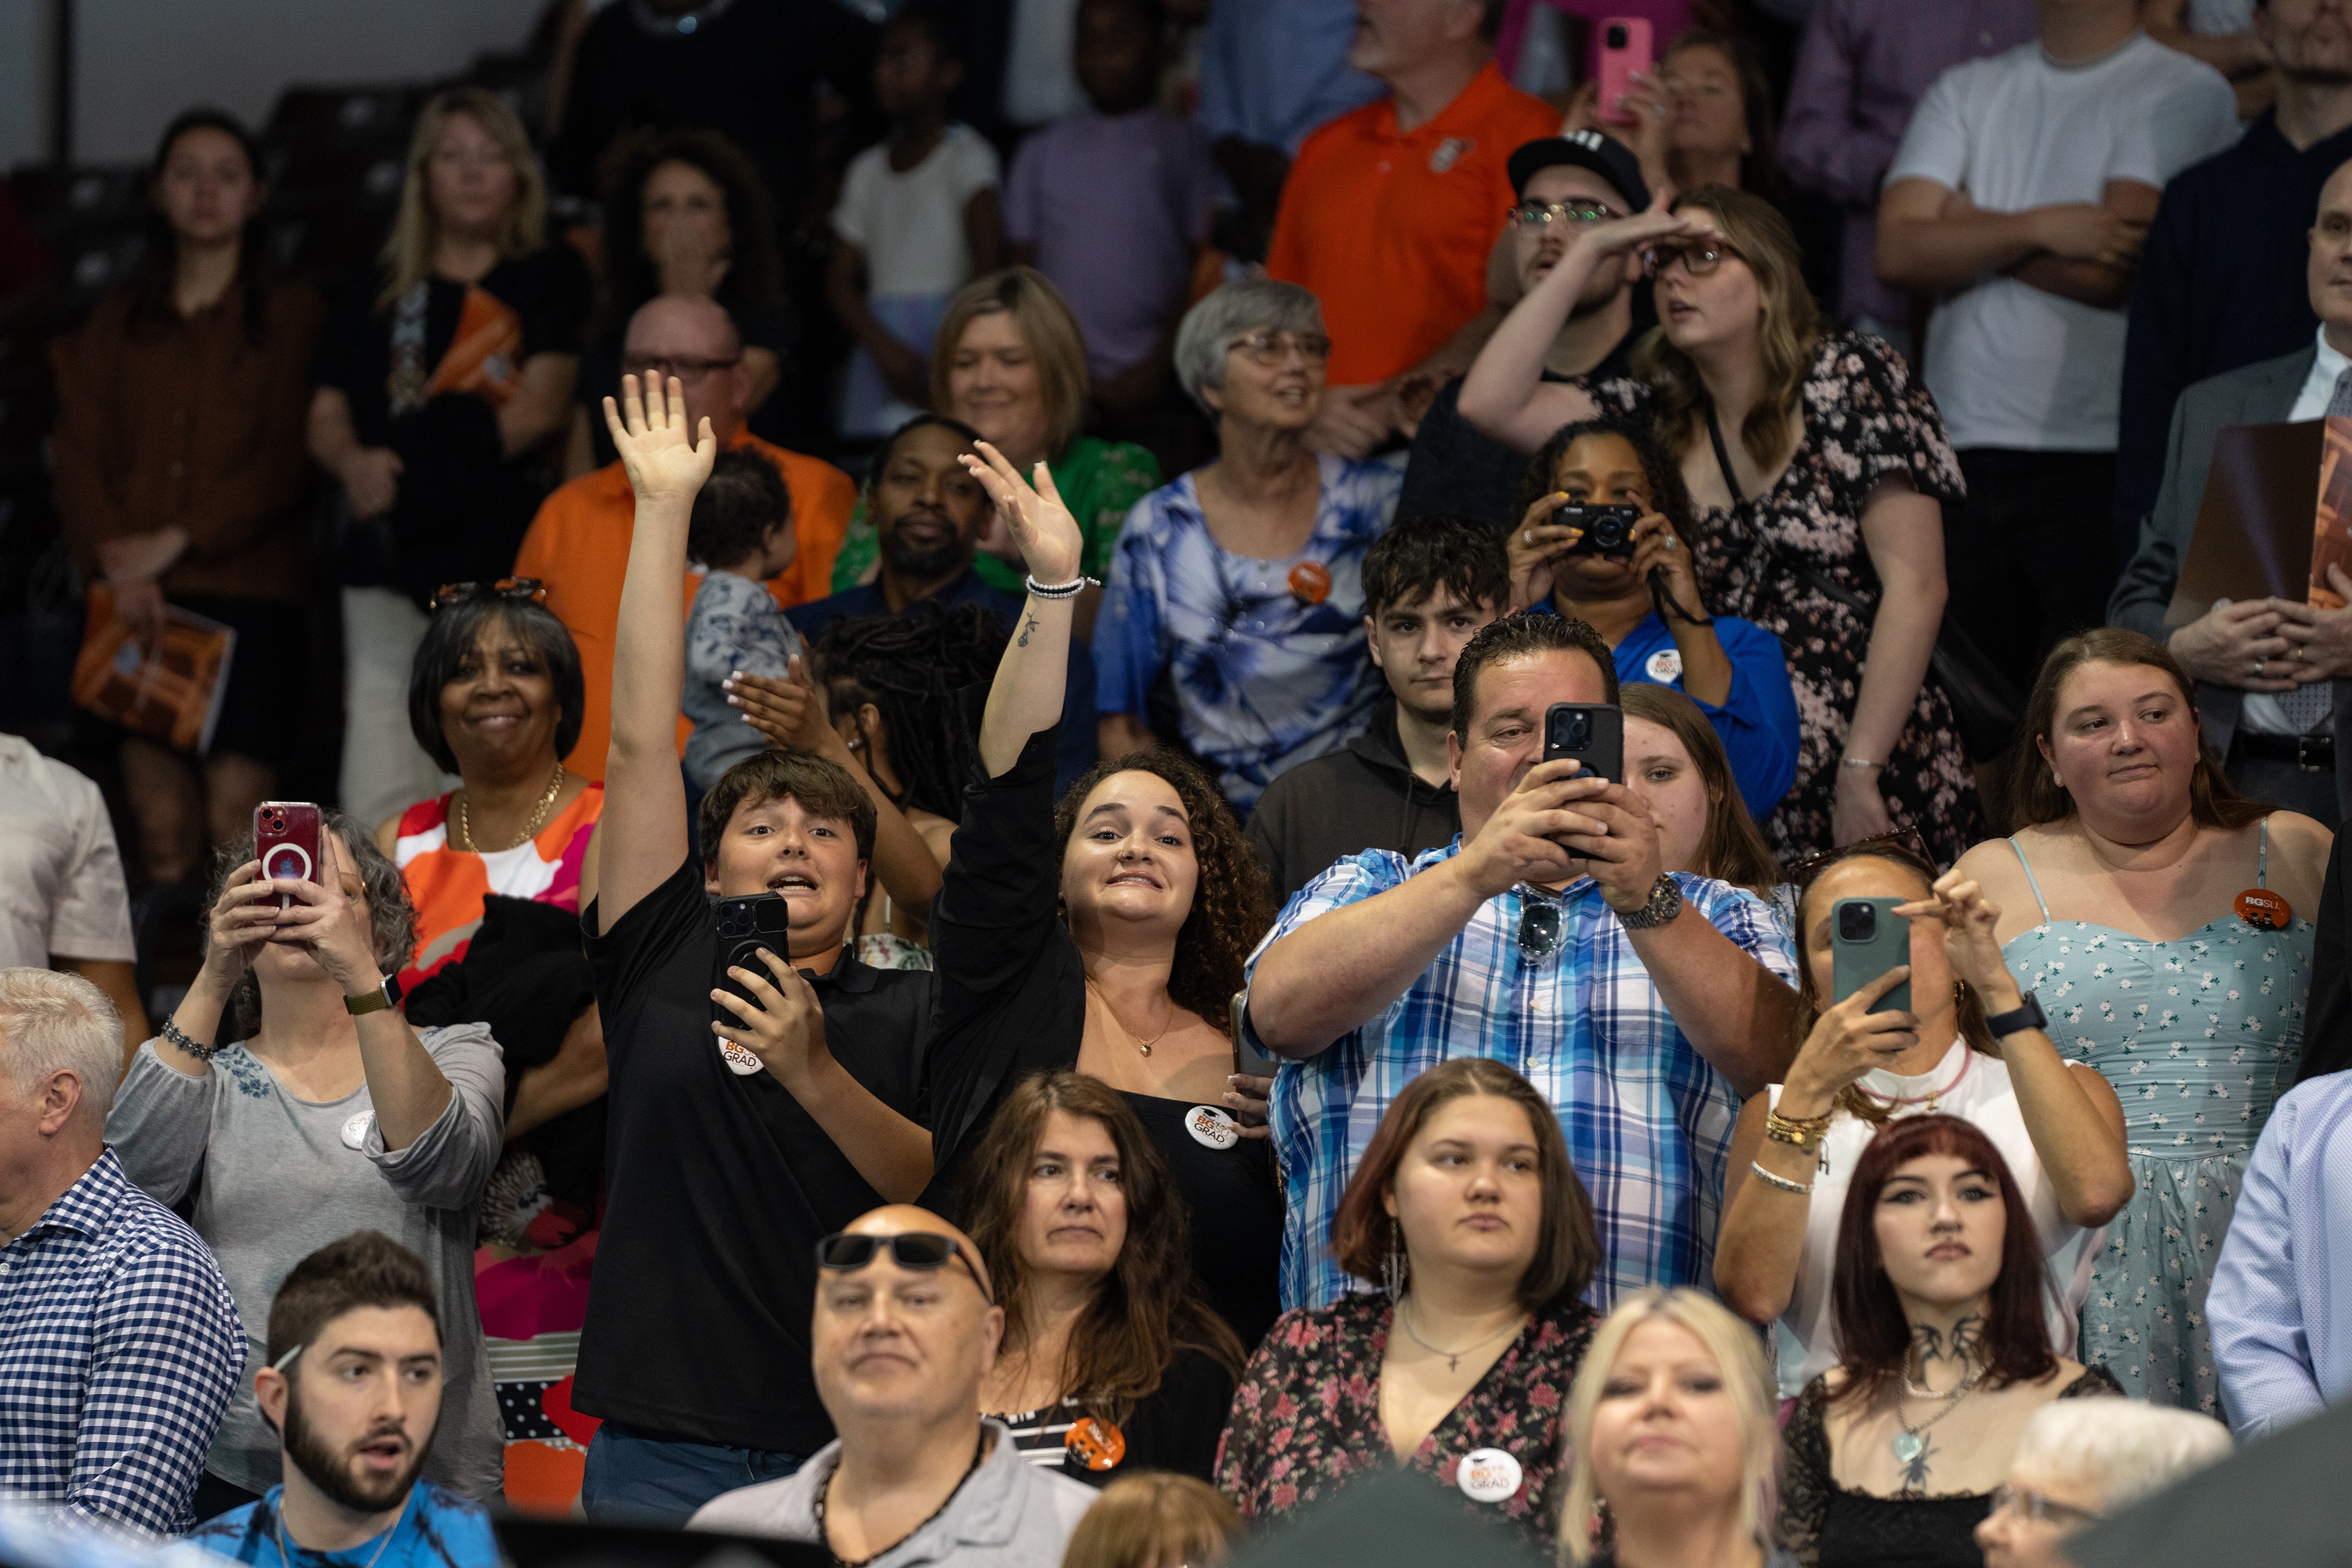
[1093,277,1403,810]
[1461,186,1978,864]
[1510,418,1800,821]
[1949,628,2328,1412]
[1713,836,2131,1409]
[1776,1116,2125,1568]
[966,1072,1245,1483]
[1214,1058,1602,1551]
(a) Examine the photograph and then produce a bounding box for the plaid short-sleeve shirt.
[0,1148,246,1535]
[1247,844,1797,1313]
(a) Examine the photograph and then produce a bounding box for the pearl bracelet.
[1023,575,1099,601]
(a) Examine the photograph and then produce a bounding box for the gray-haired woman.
[1091,279,1404,810]
[108,813,505,1512]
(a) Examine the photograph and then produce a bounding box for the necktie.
[2276,373,2352,731]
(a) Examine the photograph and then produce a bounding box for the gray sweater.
[684,570,805,791]
[107,1026,506,1500]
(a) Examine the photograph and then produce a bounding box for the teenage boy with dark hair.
[186,1231,500,1568]
[685,450,804,791]
[571,375,934,1523]
[1247,514,1509,904]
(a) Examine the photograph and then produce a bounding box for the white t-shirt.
[0,734,135,969]
[1765,1040,2105,1400]
[831,124,1002,300]
[1888,34,2239,451]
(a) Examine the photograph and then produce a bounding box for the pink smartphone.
[253,802,322,912]
[1596,17,1655,128]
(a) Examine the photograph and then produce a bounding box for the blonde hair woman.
[829,267,1161,606]
[1461,185,1980,864]
[308,87,592,827]
[1558,1289,1794,1568]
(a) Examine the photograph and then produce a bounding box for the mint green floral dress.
[2000,828,2310,1412]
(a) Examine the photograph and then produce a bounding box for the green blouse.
[828,435,1163,594]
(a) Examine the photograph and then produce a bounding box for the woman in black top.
[1778,1115,2124,1568]
[968,1071,1244,1483]
[941,442,1283,1351]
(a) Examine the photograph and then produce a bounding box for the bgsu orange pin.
[1287,560,1332,606]
[1065,1415,1126,1471]
[2236,888,2291,931]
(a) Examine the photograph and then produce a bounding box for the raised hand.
[710,948,829,1090]
[1626,512,1706,621]
[1779,964,1920,1117]
[1897,871,2023,1011]
[1508,491,1582,610]
[725,656,834,754]
[266,830,385,994]
[198,861,281,991]
[959,440,1084,584]
[602,372,715,507]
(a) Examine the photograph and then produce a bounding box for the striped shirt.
[0,1148,246,1535]
[1246,846,1796,1313]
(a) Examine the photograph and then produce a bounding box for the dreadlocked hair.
[809,602,1006,821]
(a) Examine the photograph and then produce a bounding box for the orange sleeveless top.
[393,783,603,993]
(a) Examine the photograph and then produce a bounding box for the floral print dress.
[1214,1292,1599,1551]
[1684,331,1983,865]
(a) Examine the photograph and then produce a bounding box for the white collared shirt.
[0,735,135,969]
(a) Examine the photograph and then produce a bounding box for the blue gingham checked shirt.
[0,1147,245,1536]
[1246,845,1797,1313]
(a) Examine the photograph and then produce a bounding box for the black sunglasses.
[815,1231,994,1305]
[1518,890,1564,963]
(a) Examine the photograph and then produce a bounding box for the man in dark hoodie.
[1248,514,1508,905]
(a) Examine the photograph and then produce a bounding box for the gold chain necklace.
[1087,979,1173,1057]
[457,761,566,853]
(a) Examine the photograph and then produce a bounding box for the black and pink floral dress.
[1684,331,1984,865]
[1213,1292,1599,1551]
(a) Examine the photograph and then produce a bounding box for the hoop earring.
[1954,979,1967,1005]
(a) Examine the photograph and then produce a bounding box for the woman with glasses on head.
[1092,277,1403,811]
[309,87,592,827]
[1462,186,1978,864]
[1776,1116,2125,1568]
[1214,1057,1602,1551]
[1712,835,2131,1408]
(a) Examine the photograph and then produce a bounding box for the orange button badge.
[1065,1415,1127,1472]
[2236,888,2292,932]
[1287,560,1332,607]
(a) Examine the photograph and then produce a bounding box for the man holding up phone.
[1243,612,1798,1313]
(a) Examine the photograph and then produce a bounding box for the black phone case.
[1544,703,1624,785]
[712,892,797,1017]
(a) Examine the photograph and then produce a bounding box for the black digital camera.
[1558,502,1643,559]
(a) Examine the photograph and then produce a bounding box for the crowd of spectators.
[13,0,2352,1565]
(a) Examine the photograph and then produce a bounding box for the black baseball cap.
[1507,129,1649,216]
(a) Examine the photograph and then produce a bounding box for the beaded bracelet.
[1749,1160,1814,1197]
[1024,574,1100,601]
[1764,1109,1831,1152]
[159,1017,227,1061]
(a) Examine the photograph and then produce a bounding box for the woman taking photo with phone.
[934,439,1284,1350]
[1511,418,1800,820]
[109,816,507,1511]
[1712,837,2130,1403]
[966,1072,1245,1482]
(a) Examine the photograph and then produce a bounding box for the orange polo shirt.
[1267,63,1558,388]
[513,429,856,780]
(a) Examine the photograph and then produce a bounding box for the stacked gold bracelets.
[1764,1106,1831,1153]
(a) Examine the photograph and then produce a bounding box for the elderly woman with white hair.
[1091,277,1403,812]
[1973,1401,2231,1568]
[1557,1288,1798,1568]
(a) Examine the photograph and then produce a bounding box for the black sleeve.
[2300,836,2351,1084]
[1245,773,1290,895]
[1777,1379,1833,1568]
[1395,380,1470,524]
[582,856,708,1066]
[1123,1349,1239,1483]
[310,280,379,401]
[518,245,594,359]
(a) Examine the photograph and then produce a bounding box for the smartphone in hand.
[1596,17,1656,127]
[253,802,322,912]
[1830,897,1913,1016]
[1543,703,1623,785]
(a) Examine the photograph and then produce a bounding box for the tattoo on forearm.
[1018,613,1039,648]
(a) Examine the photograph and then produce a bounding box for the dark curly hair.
[961,1071,1245,1426]
[810,603,1005,822]
[1510,417,1699,545]
[594,126,784,341]
[1450,610,1621,743]
[1052,750,1273,1027]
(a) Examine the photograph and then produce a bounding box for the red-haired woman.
[1213,1058,1602,1551]
[1777,1116,2124,1568]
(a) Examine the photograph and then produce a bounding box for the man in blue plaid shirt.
[1243,614,1800,1311]
[0,968,244,1535]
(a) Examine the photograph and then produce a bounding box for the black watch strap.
[1985,991,2046,1039]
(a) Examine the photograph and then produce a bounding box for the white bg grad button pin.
[1645,647,1683,684]
[1186,1105,1239,1150]
[1457,1447,1523,1504]
[341,1110,375,1150]
[718,1039,764,1076]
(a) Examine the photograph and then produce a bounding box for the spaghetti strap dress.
[1999,827,2312,1411]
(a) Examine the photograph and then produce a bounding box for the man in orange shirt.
[514,296,855,779]
[1266,0,1557,458]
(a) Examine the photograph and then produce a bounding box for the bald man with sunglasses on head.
[693,1206,1096,1566]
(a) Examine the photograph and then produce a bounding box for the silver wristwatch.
[1616,874,1683,930]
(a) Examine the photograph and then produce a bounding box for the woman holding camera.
[1711,837,2130,1403]
[1511,418,1799,820]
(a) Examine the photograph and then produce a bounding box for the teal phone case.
[1831,897,1912,1015]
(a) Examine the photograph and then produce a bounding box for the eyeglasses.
[620,353,742,383]
[1643,240,1748,279]
[1783,827,1932,890]
[430,577,546,613]
[1517,889,1564,963]
[1509,198,1619,230]
[1228,331,1331,368]
[1989,1485,2103,1529]
[815,1230,994,1305]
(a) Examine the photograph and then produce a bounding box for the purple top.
[1779,0,2037,325]
[1005,107,1214,380]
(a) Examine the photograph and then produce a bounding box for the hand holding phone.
[1830,897,1913,1016]
[253,802,322,912]
[1596,17,1656,127]
[1543,703,1623,786]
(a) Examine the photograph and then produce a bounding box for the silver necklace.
[1891,1360,1981,1470]
[273,1491,407,1568]
[1394,1297,1526,1374]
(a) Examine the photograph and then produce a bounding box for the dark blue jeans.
[580,1420,804,1525]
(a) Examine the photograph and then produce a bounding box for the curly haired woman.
[925,440,1283,1350]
